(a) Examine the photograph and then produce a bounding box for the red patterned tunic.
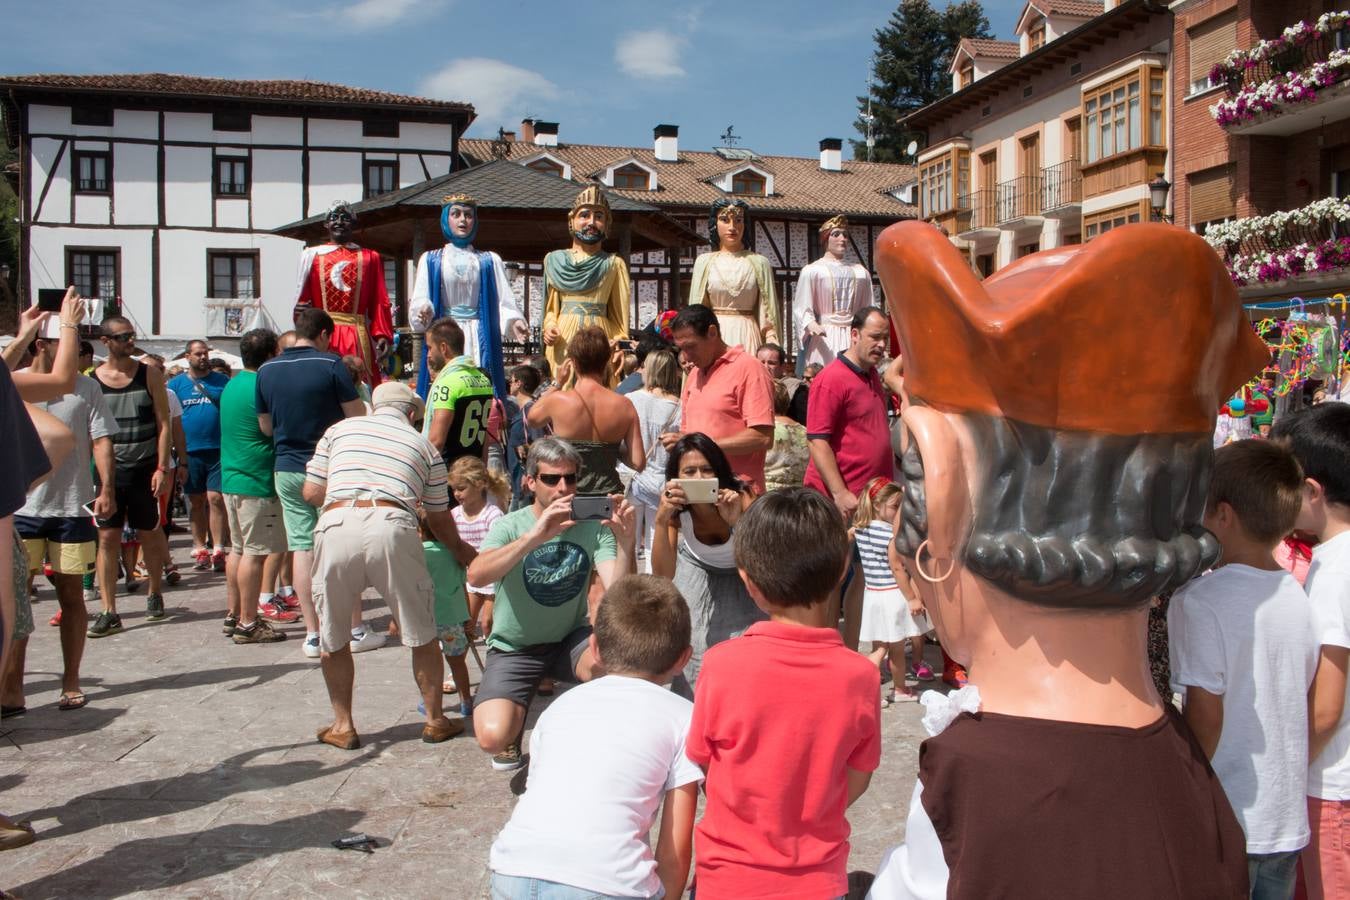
[293,244,393,385]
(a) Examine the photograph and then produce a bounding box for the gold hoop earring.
[914,539,955,584]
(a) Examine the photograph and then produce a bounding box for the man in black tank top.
[89,316,174,636]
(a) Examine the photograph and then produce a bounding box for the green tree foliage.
[853,0,993,163]
[0,133,18,332]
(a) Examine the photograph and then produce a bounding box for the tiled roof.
[277,158,674,226]
[1038,1,1105,17]
[460,139,917,219]
[961,38,1020,60]
[0,73,472,113]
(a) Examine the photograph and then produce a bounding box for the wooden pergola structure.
[274,158,701,328]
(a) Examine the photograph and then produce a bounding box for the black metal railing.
[996,176,1043,223]
[1212,207,1342,267]
[1223,27,1350,96]
[958,190,999,231]
[1041,159,1082,211]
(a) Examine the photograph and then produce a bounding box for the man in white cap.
[302,380,476,749]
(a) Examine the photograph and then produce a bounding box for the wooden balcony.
[1081,147,1166,199]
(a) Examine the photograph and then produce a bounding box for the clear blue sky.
[8,0,1027,159]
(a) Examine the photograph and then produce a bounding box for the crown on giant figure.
[442,193,477,208]
[326,201,357,223]
[569,185,611,218]
[873,220,1270,436]
[819,214,848,236]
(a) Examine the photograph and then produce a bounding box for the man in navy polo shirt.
[804,306,893,517]
[255,307,367,658]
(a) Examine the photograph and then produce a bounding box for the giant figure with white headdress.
[410,193,529,399]
[293,202,393,385]
[793,214,874,369]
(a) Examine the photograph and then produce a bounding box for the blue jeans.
[490,872,662,900]
[1246,850,1300,900]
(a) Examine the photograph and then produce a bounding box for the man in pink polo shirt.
[804,306,893,518]
[664,305,774,492]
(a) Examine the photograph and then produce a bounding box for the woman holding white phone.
[651,433,761,698]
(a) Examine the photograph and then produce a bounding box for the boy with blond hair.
[1169,439,1317,895]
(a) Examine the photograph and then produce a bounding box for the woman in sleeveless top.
[622,349,682,572]
[650,433,762,698]
[526,326,644,496]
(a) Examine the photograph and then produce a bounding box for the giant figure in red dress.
[293,203,393,385]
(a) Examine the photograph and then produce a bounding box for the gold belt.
[711,308,754,317]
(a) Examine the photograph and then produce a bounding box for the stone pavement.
[1,536,932,898]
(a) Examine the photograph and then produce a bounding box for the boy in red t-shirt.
[686,487,882,899]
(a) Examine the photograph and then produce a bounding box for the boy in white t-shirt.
[1169,439,1317,896]
[489,575,701,899]
[1273,403,1350,899]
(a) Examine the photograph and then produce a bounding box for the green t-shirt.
[422,540,468,627]
[219,371,275,497]
[426,356,494,464]
[480,506,617,652]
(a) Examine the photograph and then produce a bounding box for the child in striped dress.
[448,457,509,699]
[852,477,931,705]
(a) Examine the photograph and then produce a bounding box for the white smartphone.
[676,478,719,504]
[81,501,97,518]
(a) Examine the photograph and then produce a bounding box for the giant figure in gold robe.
[541,186,630,374]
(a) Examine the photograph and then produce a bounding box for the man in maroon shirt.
[804,307,893,519]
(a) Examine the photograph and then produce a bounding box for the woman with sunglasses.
[650,433,762,698]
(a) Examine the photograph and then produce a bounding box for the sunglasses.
[535,472,578,486]
[104,332,136,343]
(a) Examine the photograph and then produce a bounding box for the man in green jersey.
[425,317,495,467]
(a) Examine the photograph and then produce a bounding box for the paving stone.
[1,533,934,896]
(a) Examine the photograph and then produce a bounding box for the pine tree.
[853,0,993,163]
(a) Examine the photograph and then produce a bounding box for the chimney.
[654,124,679,162]
[520,118,536,144]
[534,121,559,147]
[819,138,843,172]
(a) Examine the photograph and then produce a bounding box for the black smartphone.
[570,494,613,522]
[37,288,65,312]
[616,339,637,351]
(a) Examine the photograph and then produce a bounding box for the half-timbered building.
[1,74,472,340]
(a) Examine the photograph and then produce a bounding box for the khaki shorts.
[311,506,437,654]
[224,494,287,556]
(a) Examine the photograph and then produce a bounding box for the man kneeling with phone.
[466,436,635,771]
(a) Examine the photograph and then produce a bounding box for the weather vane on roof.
[490,127,512,160]
[719,125,741,148]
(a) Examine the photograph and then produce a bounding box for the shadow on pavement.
[8,809,370,897]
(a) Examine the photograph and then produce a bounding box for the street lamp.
[1148,173,1172,222]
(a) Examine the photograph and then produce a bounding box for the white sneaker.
[83,588,97,603]
[349,629,385,653]
[302,636,322,659]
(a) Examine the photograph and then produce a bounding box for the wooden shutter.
[1189,165,1236,224]
[1189,12,1237,84]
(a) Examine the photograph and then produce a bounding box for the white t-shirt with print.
[1308,530,1350,800]
[1169,564,1318,853]
[490,674,704,897]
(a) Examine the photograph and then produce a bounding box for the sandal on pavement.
[422,717,465,743]
[0,818,34,852]
[441,679,458,695]
[58,692,87,711]
[316,724,361,750]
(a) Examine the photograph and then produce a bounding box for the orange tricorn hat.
[874,221,1270,436]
